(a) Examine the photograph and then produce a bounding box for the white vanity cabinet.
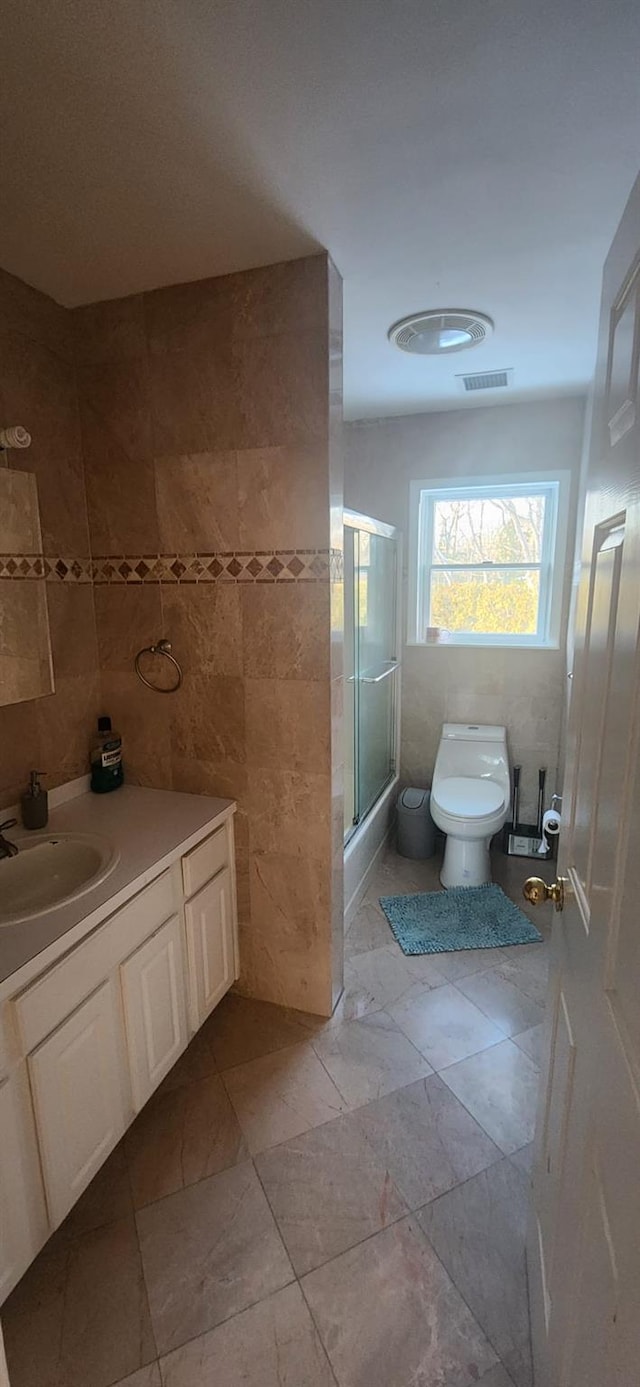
[28,980,128,1227]
[121,912,188,1111]
[185,868,235,1026]
[0,1066,48,1302]
[0,802,238,1303]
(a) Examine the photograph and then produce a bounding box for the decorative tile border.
[0,554,93,582]
[91,550,334,584]
[0,554,46,580]
[0,550,343,585]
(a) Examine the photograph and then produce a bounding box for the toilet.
[430,723,510,889]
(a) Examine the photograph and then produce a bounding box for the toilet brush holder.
[502,764,555,859]
[502,821,553,860]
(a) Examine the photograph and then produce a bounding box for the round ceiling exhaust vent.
[388,309,493,356]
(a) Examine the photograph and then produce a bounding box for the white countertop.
[0,785,234,989]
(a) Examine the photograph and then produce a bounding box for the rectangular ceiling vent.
[457,368,513,393]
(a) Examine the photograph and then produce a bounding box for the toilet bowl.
[430,724,510,888]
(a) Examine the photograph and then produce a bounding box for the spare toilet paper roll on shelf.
[538,808,562,855]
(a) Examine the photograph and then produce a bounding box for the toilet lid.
[432,776,505,819]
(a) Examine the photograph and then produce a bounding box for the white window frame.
[408,470,571,648]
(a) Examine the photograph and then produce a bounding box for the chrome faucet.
[0,818,19,859]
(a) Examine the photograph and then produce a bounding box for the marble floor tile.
[354,1073,501,1209]
[159,1283,335,1387]
[496,947,550,1009]
[364,851,439,902]
[125,1073,248,1206]
[2,1231,73,1387]
[3,1216,155,1387]
[302,1216,498,1387]
[334,943,446,1025]
[328,962,381,1024]
[426,944,508,983]
[456,967,545,1039]
[475,1365,517,1387]
[2,1231,72,1387]
[222,1042,347,1153]
[513,1023,545,1069]
[388,981,504,1070]
[440,1040,540,1155]
[344,899,393,958]
[3,847,544,1387]
[60,1141,132,1239]
[255,1108,407,1274]
[157,1021,219,1093]
[111,1367,162,1387]
[510,1143,535,1178]
[312,1009,432,1108]
[418,1157,532,1387]
[203,991,323,1071]
[136,1160,293,1354]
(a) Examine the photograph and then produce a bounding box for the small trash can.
[396,787,435,860]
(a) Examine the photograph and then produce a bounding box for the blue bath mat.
[379,883,542,956]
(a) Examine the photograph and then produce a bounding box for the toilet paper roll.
[0,425,31,449]
[538,808,561,855]
[541,809,561,837]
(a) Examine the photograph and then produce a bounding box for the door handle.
[360,661,399,684]
[523,876,567,912]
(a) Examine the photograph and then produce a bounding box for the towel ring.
[134,639,183,694]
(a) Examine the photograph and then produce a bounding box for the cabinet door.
[29,981,127,1228]
[120,913,188,1111]
[185,868,235,1026]
[0,1070,48,1304]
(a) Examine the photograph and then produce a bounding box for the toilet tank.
[434,723,509,784]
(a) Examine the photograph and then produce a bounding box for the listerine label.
[101,739,122,768]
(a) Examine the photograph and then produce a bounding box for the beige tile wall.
[345,398,586,821]
[0,270,100,809]
[74,253,344,1017]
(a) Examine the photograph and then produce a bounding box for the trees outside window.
[410,474,569,647]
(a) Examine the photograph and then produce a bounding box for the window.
[410,472,570,647]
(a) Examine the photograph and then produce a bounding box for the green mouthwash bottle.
[90,716,124,793]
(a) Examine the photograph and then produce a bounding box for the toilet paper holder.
[502,767,558,860]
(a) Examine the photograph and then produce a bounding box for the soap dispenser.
[21,770,48,830]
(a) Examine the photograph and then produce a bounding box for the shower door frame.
[344,508,402,847]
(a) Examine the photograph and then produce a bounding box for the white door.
[0,1071,47,1303]
[28,981,127,1227]
[120,913,188,1111]
[527,174,640,1385]
[185,868,235,1026]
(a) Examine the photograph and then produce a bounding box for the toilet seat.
[432,776,505,820]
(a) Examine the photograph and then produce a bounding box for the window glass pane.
[432,493,546,565]
[430,567,540,636]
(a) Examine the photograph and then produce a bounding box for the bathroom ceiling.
[1,0,639,419]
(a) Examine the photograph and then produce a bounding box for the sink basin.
[0,832,120,925]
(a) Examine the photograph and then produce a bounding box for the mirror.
[0,467,54,706]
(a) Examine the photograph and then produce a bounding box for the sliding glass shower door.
[344,511,399,841]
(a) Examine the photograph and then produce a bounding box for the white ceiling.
[1,0,639,418]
